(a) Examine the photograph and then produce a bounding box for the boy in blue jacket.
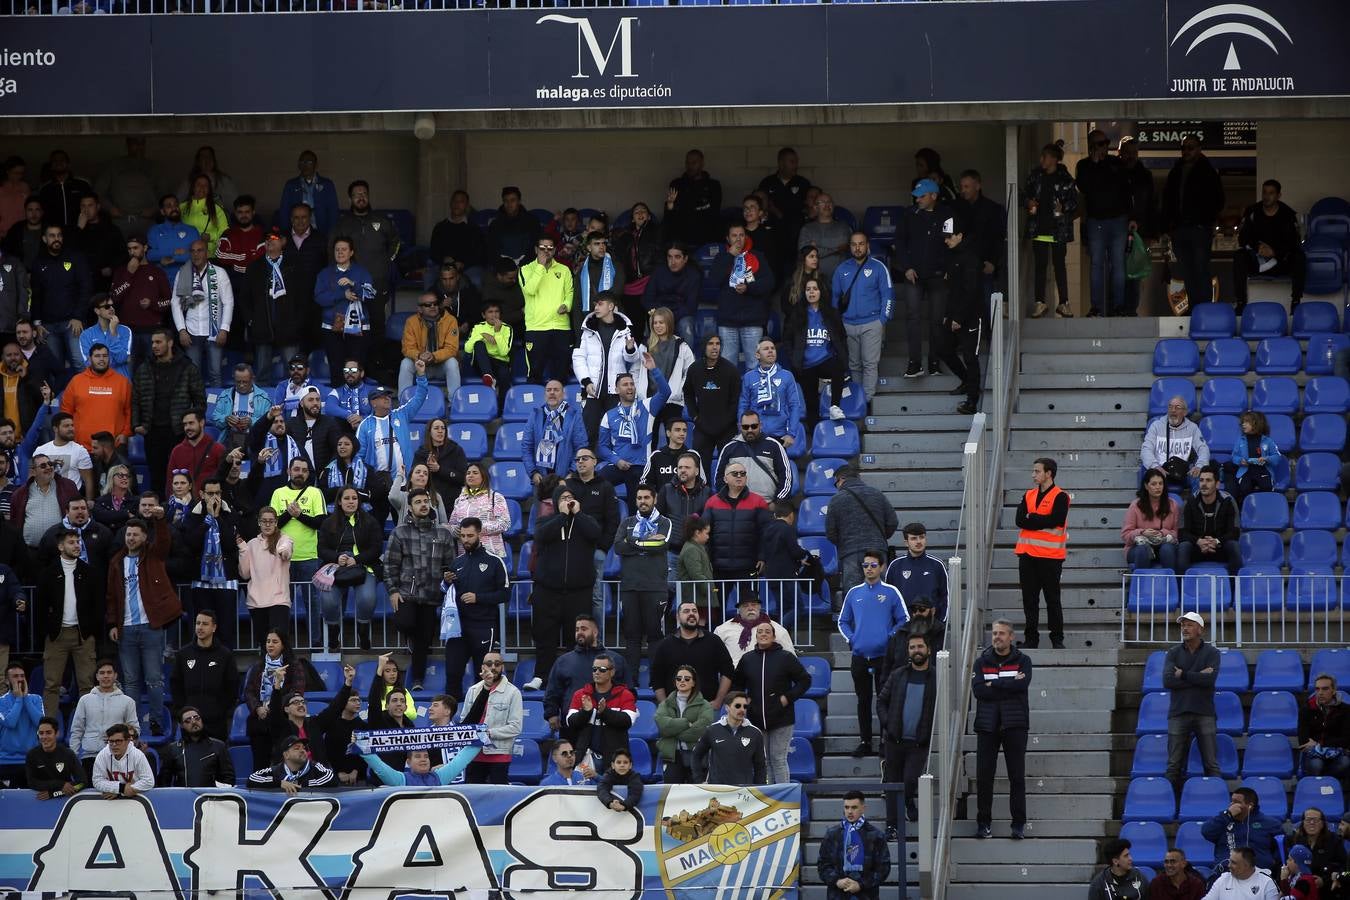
[738,339,803,447]
[838,550,909,757]
[598,355,669,503]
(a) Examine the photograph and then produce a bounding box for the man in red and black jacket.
[565,650,636,775]
[970,619,1033,841]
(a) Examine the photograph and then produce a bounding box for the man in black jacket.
[30,223,93,374]
[1163,611,1220,793]
[933,209,984,416]
[444,518,511,691]
[686,335,741,481]
[169,610,239,742]
[1177,465,1240,574]
[817,791,890,900]
[532,486,601,691]
[287,386,341,474]
[614,485,673,677]
[565,450,620,626]
[1234,179,1304,312]
[955,169,1007,309]
[247,735,335,793]
[36,529,101,715]
[692,690,766,785]
[1118,137,1156,315]
[651,600,734,707]
[878,633,936,835]
[69,194,127,293]
[1076,129,1134,317]
[159,704,235,787]
[894,180,957,378]
[971,619,1032,840]
[1162,136,1225,313]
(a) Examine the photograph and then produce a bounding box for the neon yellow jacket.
[181,198,229,257]
[464,321,514,363]
[519,259,573,332]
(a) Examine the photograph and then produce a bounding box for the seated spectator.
[413,418,467,521]
[277,151,337,234]
[1122,468,1179,571]
[401,291,460,401]
[1147,848,1206,900]
[1200,786,1284,878]
[653,663,715,784]
[1280,846,1320,900]
[322,359,378,429]
[1204,848,1279,900]
[741,194,785,285]
[1290,806,1346,892]
[738,340,802,446]
[429,190,486,276]
[480,257,525,340]
[92,723,154,798]
[597,748,643,812]
[1088,838,1149,900]
[1177,464,1240,574]
[642,243,701,350]
[26,715,83,800]
[1141,395,1209,495]
[247,735,335,793]
[210,364,271,453]
[817,791,890,899]
[1299,674,1350,781]
[714,593,795,668]
[434,263,482,341]
[236,506,294,643]
[1234,179,1305,313]
[1223,411,1281,504]
[543,207,586,270]
[714,411,792,502]
[181,175,228,258]
[710,224,776,370]
[69,659,139,783]
[782,274,848,428]
[315,239,376,388]
[692,690,765,785]
[362,746,481,788]
[0,663,43,787]
[273,355,314,417]
[540,739,594,786]
[159,705,234,787]
[391,462,447,527]
[463,300,513,405]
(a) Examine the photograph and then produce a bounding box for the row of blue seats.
[1123,774,1342,824]
[1189,302,1345,342]
[1149,375,1350,416]
[1197,414,1345,462]
[1240,492,1350,531]
[1142,647,1348,693]
[1135,690,1301,736]
[1127,564,1350,612]
[1132,733,1306,781]
[1155,333,1350,377]
[1121,820,1332,872]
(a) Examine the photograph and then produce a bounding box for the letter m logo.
[537,14,638,79]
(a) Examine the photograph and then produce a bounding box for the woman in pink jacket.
[237,506,296,642]
[448,462,513,558]
[1121,467,1179,572]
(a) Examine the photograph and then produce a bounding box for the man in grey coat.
[1163,611,1220,792]
[825,464,899,598]
[615,484,673,678]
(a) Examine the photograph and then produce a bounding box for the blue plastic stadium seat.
[1249,690,1299,734]
[1120,821,1168,868]
[821,381,867,421]
[1304,376,1350,414]
[493,422,527,461]
[1215,648,1250,693]
[784,420,809,461]
[1295,454,1341,491]
[1306,335,1350,375]
[1191,304,1236,340]
[1136,693,1169,734]
[1294,492,1342,530]
[811,420,859,459]
[508,738,544,784]
[1179,776,1230,822]
[629,701,658,742]
[1241,494,1289,530]
[800,656,831,700]
[470,209,495,229]
[1240,530,1285,567]
[798,537,838,577]
[1187,734,1239,778]
[511,657,541,698]
[1289,530,1338,569]
[449,422,488,459]
[1123,777,1176,823]
[1305,237,1347,295]
[788,736,818,782]
[1199,378,1247,415]
[449,384,497,423]
[1253,650,1305,692]
[1150,377,1198,417]
[797,496,828,536]
[1131,734,1168,776]
[1241,776,1289,821]
[502,385,542,422]
[1242,733,1295,778]
[1294,777,1346,821]
[1215,691,1245,735]
[1142,651,1165,693]
[229,745,251,786]
[794,699,823,740]
[1180,565,1232,613]
[1253,337,1302,375]
[402,384,446,423]
[1128,569,1178,613]
[1294,302,1342,338]
[1175,821,1211,867]
[1203,338,1251,375]
[1153,339,1200,375]
[1309,648,1350,691]
[804,458,845,496]
[1236,566,1285,613]
[1241,302,1289,339]
[1252,377,1299,414]
[386,311,413,343]
[1197,416,1240,461]
[630,740,660,784]
[1299,415,1347,452]
[519,700,550,740]
[488,462,532,501]
[1265,414,1296,453]
[502,498,523,538]
[229,703,249,745]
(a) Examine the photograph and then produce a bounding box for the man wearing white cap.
[1163,611,1220,792]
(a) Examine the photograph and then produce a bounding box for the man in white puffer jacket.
[69,659,140,783]
[572,293,640,448]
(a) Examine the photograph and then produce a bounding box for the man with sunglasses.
[13,453,79,550]
[839,549,909,758]
[519,235,574,386]
[714,411,792,502]
[323,358,379,430]
[159,704,234,787]
[1074,129,1134,317]
[702,459,772,587]
[460,650,522,785]
[692,690,765,785]
[565,651,638,776]
[79,294,133,381]
[541,739,593,786]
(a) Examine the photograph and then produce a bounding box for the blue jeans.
[1128,541,1178,572]
[1084,215,1128,313]
[400,356,460,400]
[186,334,226,387]
[718,325,764,370]
[118,623,166,729]
[45,320,83,376]
[290,558,322,648]
[319,577,377,624]
[1302,751,1350,780]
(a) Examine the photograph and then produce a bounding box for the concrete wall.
[1256,120,1350,215]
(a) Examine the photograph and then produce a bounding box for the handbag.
[333,564,367,587]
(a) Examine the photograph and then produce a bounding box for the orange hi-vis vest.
[1014,485,1068,559]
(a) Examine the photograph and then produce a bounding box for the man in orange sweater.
[60,343,132,450]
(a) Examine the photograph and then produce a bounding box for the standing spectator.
[710,225,776,370]
[1162,137,1225,312]
[676,517,716,609]
[955,169,1007,307]
[531,486,602,689]
[657,451,709,567]
[287,386,341,477]
[0,560,22,693]
[3,198,45,271]
[269,457,327,647]
[611,202,662,326]
[1177,465,1241,574]
[1223,411,1281,504]
[459,650,522,784]
[1234,179,1304,313]
[283,204,329,354]
[542,614,629,733]
[0,343,49,442]
[1298,674,1350,781]
[277,151,338,235]
[94,139,159,241]
[884,523,949,624]
[687,335,742,480]
[732,621,810,784]
[971,619,1032,840]
[785,273,851,432]
[26,715,84,799]
[691,690,765,786]
[817,791,890,900]
[177,146,238,213]
[641,418,695,495]
[414,419,468,523]
[429,190,487,273]
[322,359,378,429]
[541,738,593,786]
[316,238,377,387]
[158,704,234,787]
[797,193,852,281]
[598,362,670,507]
[147,195,199,281]
[1149,848,1206,900]
[12,454,78,550]
[839,549,908,757]
[1122,468,1180,572]
[1088,838,1149,900]
[758,147,812,233]
[244,228,303,382]
[654,663,714,784]
[38,150,93,229]
[1118,137,1157,314]
[703,461,772,587]
[132,326,206,497]
[464,301,513,404]
[741,194,785,285]
[70,194,128,294]
[519,236,574,385]
[487,187,541,266]
[1023,142,1077,319]
[1076,129,1134,317]
[30,223,93,373]
[38,497,113,587]
[715,411,792,502]
[0,662,42,787]
[1201,789,1284,878]
[738,340,801,446]
[79,294,134,381]
[1141,395,1209,495]
[614,484,673,677]
[91,723,154,798]
[35,413,95,499]
[107,516,178,734]
[0,157,29,238]
[913,148,958,202]
[481,258,526,341]
[400,292,460,400]
[573,232,627,333]
[181,176,228,258]
[1014,457,1068,650]
[170,610,239,742]
[36,528,101,715]
[214,195,266,299]
[936,210,985,416]
[878,633,936,832]
[566,650,637,775]
[565,449,621,623]
[331,181,398,351]
[447,463,511,558]
[665,150,723,248]
[0,246,28,349]
[1164,611,1221,790]
[240,630,304,769]
[894,180,956,377]
[645,308,695,429]
[573,293,640,448]
[651,597,733,706]
[443,517,510,685]
[642,243,702,349]
[384,488,458,691]
[830,233,893,406]
[166,410,224,497]
[827,463,900,597]
[522,380,587,488]
[354,364,428,525]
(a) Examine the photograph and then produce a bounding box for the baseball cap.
[1176,611,1205,628]
[1289,844,1313,874]
[902,522,927,537]
[281,735,309,750]
[910,596,934,610]
[369,386,395,400]
[287,353,308,367]
[265,226,286,243]
[912,178,940,198]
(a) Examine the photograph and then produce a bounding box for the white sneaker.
[828,405,846,421]
[1056,303,1074,318]
[1030,301,1048,319]
[524,676,544,691]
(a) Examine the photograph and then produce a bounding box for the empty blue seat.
[1252,377,1299,414]
[1187,733,1239,778]
[811,420,859,459]
[229,703,249,745]
[1120,821,1169,868]
[508,738,544,785]
[493,423,527,461]
[1299,415,1347,452]
[402,384,447,423]
[1150,377,1198,417]
[804,458,845,496]
[1305,335,1350,376]
[1216,648,1251,693]
[1295,453,1342,491]
[1123,777,1176,823]
[1236,566,1285,613]
[1241,302,1289,339]
[1241,775,1290,821]
[519,700,550,740]
[511,657,541,697]
[501,385,542,422]
[229,745,251,786]
[1309,648,1350,691]
[1191,304,1237,339]
[1181,565,1232,613]
[1305,376,1350,414]
[488,462,533,501]
[1127,569,1178,613]
[1290,530,1338,568]
[629,700,658,741]
[794,699,822,740]
[1294,302,1342,338]
[1198,415,1241,461]
[1294,776,1346,821]
[469,209,495,229]
[352,660,380,696]
[1199,377,1248,415]
[449,422,488,459]
[449,384,497,423]
[1141,651,1165,693]
[1215,691,1245,735]
[1249,690,1299,734]
[1253,651,1305,692]
[797,495,829,536]
[787,736,817,782]
[1136,692,1170,734]
[1175,821,1211,867]
[1295,492,1342,530]
[1154,339,1200,375]
[1266,413,1296,452]
[1179,776,1230,822]
[1305,237,1347,295]
[1131,734,1169,776]
[798,537,838,577]
[1241,494,1289,530]
[1254,337,1302,375]
[1242,733,1295,778]
[1240,530,1285,566]
[1203,338,1251,375]
[800,656,831,700]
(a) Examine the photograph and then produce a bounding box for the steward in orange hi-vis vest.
[1015,459,1068,649]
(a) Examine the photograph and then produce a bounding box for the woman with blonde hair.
[645,306,695,427]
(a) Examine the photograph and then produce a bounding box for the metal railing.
[1121,569,1350,647]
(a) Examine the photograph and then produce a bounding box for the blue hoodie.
[830,256,895,326]
[599,367,670,469]
[521,399,588,480]
[839,580,909,659]
[315,262,376,332]
[738,365,803,439]
[0,690,43,765]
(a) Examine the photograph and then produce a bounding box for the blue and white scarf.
[325,456,368,491]
[61,517,88,562]
[536,402,569,470]
[578,254,615,314]
[282,760,312,783]
[167,495,192,526]
[264,433,303,479]
[614,403,638,444]
[259,654,284,705]
[439,581,462,641]
[199,514,227,583]
[754,364,779,407]
[633,508,661,540]
[841,817,866,873]
[266,255,287,299]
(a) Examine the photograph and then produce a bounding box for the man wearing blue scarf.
[323,359,380,432]
[571,232,626,333]
[738,339,803,446]
[818,791,890,900]
[597,355,670,505]
[613,484,672,678]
